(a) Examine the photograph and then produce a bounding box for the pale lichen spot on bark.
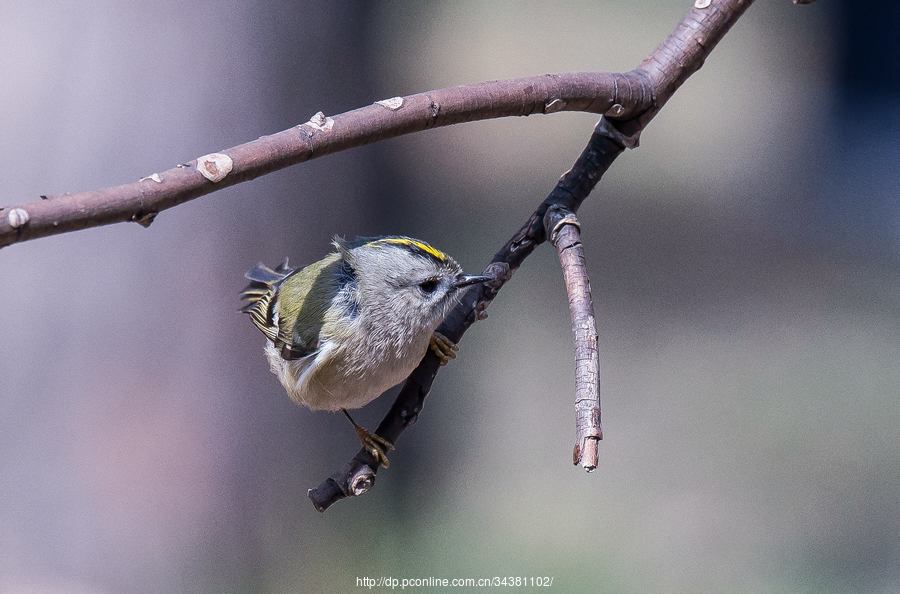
[375,97,404,110]
[7,208,29,229]
[196,153,233,183]
[304,111,335,132]
[140,173,163,183]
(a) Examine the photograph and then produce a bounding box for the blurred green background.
[1,1,898,592]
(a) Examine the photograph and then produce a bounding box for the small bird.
[240,236,491,467]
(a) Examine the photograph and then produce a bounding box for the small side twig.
[544,206,602,471]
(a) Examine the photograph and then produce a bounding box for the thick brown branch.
[544,207,602,471]
[308,0,757,512]
[0,0,759,250]
[0,71,646,249]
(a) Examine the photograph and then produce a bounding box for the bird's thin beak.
[452,274,492,289]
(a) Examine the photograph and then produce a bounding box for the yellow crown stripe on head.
[376,237,448,262]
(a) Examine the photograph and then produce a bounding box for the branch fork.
[0,0,814,511]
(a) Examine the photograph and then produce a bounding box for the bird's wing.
[241,251,355,361]
[275,253,348,360]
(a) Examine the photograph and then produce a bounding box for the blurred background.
[1,1,898,592]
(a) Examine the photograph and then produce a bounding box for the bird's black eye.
[418,279,438,294]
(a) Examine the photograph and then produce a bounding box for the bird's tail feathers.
[240,258,294,340]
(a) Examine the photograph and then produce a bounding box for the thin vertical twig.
[544,207,602,471]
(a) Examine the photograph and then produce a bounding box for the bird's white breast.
[264,331,430,411]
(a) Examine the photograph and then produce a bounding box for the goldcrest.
[240,236,490,466]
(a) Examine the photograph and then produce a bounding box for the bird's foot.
[355,425,394,469]
[429,331,459,365]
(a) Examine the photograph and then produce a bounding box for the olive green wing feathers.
[240,253,345,360]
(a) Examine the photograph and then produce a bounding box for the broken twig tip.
[579,437,600,472]
[349,466,376,496]
[694,0,711,8]
[196,153,233,183]
[307,487,336,513]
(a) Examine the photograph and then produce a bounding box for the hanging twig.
[544,206,602,470]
